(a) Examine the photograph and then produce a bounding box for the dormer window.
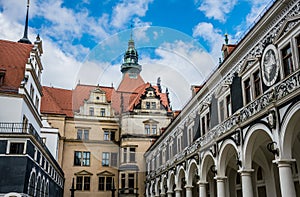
[89,107,94,116]
[151,102,156,109]
[146,102,150,109]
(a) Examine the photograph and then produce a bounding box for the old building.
[0,2,64,196]
[145,0,300,196]
[41,36,173,196]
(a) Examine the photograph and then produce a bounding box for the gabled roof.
[0,39,33,93]
[72,84,115,112]
[126,83,172,112]
[117,73,145,93]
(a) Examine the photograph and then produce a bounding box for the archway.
[186,159,199,196]
[281,103,300,195]
[218,140,239,197]
[243,124,279,197]
[200,152,216,196]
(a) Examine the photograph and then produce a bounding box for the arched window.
[36,176,41,197]
[28,172,36,196]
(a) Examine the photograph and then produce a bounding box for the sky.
[0,0,273,110]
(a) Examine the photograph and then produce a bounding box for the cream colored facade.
[43,87,120,197]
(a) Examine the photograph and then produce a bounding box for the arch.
[186,159,199,186]
[243,123,273,168]
[27,169,36,196]
[175,166,186,188]
[167,171,175,192]
[161,174,168,194]
[35,175,41,197]
[218,139,238,176]
[200,151,215,181]
[281,102,300,159]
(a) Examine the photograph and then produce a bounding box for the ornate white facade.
[145,0,300,196]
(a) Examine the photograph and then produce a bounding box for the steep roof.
[0,39,33,93]
[72,84,115,112]
[41,86,73,117]
[117,73,145,93]
[41,84,116,117]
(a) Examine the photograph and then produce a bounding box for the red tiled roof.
[72,84,115,112]
[42,81,172,116]
[126,83,172,112]
[0,40,33,93]
[117,73,145,93]
[41,86,73,117]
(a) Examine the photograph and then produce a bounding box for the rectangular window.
[244,78,251,104]
[84,130,89,140]
[98,177,105,191]
[128,173,135,193]
[104,131,109,141]
[111,152,118,167]
[106,177,112,191]
[152,125,157,135]
[226,95,231,118]
[74,151,90,166]
[82,152,90,166]
[110,131,115,141]
[129,147,136,162]
[121,174,125,188]
[206,112,210,131]
[123,148,127,163]
[102,152,109,166]
[77,129,89,140]
[146,102,150,109]
[100,108,105,117]
[77,130,82,140]
[253,71,261,98]
[145,124,150,135]
[35,96,39,109]
[282,44,294,77]
[76,176,83,190]
[151,102,156,109]
[219,100,225,122]
[201,116,206,135]
[30,84,34,99]
[89,107,94,116]
[9,142,24,154]
[76,176,90,191]
[84,177,90,190]
[297,35,300,63]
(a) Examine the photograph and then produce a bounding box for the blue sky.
[0,0,272,109]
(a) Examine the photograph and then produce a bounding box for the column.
[239,169,254,197]
[277,160,296,197]
[185,185,193,197]
[198,181,207,197]
[174,187,182,197]
[167,191,173,197]
[215,176,226,197]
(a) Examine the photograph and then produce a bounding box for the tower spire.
[18,0,32,44]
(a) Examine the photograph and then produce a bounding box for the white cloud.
[111,0,153,28]
[192,22,224,60]
[197,0,237,22]
[245,0,271,26]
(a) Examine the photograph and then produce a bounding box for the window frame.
[74,151,90,166]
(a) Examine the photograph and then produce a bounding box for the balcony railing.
[0,122,64,175]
